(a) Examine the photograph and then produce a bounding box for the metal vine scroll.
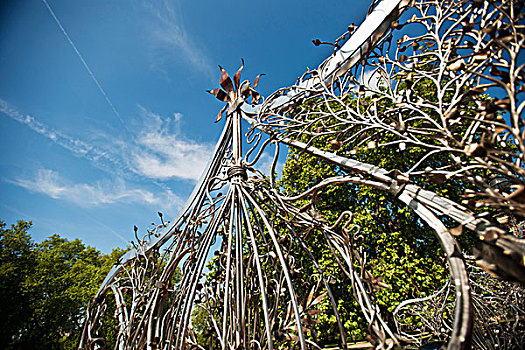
[80,0,525,349]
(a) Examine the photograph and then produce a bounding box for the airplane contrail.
[41,0,126,127]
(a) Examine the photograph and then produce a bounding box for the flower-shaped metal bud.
[207,59,264,122]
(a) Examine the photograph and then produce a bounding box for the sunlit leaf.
[218,65,234,94]
[233,59,244,90]
[207,88,230,102]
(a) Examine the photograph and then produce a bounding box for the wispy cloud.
[253,152,286,181]
[141,0,215,80]
[359,68,384,94]
[0,99,131,176]
[9,168,183,210]
[0,100,213,183]
[1,100,214,215]
[130,105,212,180]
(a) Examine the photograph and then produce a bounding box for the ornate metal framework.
[80,0,525,349]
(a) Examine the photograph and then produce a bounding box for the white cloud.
[9,169,183,210]
[1,100,213,183]
[1,100,215,214]
[0,99,130,176]
[130,105,212,180]
[141,0,215,80]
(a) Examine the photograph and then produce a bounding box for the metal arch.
[81,0,525,349]
[94,0,410,302]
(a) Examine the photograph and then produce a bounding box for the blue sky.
[0,0,371,253]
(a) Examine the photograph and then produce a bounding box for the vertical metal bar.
[238,186,274,350]
[232,111,242,166]
[241,186,307,350]
[221,191,236,349]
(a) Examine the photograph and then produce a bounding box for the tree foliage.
[0,219,125,349]
[276,131,452,343]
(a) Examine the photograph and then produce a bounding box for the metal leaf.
[429,173,446,184]
[505,184,525,204]
[464,143,487,158]
[251,89,261,104]
[207,88,230,102]
[330,139,343,150]
[233,59,244,91]
[448,59,464,71]
[215,104,227,123]
[307,309,323,316]
[449,225,463,237]
[239,80,251,98]
[253,73,265,88]
[218,65,234,94]
[310,292,327,307]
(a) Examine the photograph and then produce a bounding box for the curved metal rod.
[396,189,472,349]
[110,284,129,349]
[95,118,233,298]
[220,187,236,348]
[393,278,451,317]
[241,0,409,115]
[174,190,233,349]
[244,128,474,348]
[257,193,349,348]
[321,227,399,346]
[238,185,274,350]
[241,185,308,350]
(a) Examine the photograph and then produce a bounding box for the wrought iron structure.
[80,0,525,348]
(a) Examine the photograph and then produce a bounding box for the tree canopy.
[0,220,125,349]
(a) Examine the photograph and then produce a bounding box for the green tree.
[0,219,125,349]
[0,220,36,347]
[278,142,453,344]
[272,81,476,343]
